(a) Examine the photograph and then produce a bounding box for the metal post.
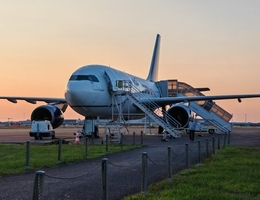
[167,146,172,182]
[185,143,189,171]
[198,140,201,166]
[223,132,227,147]
[102,158,108,200]
[140,131,143,145]
[91,132,94,144]
[120,132,123,150]
[33,170,45,200]
[25,141,30,170]
[228,131,230,145]
[58,138,62,164]
[133,132,136,148]
[217,134,220,150]
[141,152,148,195]
[212,136,215,155]
[85,137,89,158]
[206,139,209,158]
[106,135,108,154]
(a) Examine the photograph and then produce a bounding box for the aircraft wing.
[0,96,66,104]
[144,94,260,105]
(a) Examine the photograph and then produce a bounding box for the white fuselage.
[65,65,161,119]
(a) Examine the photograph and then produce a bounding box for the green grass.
[0,143,140,176]
[125,146,260,200]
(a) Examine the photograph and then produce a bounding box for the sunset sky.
[1,1,260,122]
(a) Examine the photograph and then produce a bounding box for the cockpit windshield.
[69,75,99,82]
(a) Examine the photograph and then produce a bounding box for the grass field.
[0,143,140,176]
[125,146,260,200]
[1,140,260,199]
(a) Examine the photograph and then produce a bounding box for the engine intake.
[31,105,64,129]
[167,104,191,128]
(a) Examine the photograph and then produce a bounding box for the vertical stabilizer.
[146,34,161,82]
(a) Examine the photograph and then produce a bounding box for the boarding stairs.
[104,70,181,138]
[117,80,181,138]
[188,101,232,133]
[156,80,232,133]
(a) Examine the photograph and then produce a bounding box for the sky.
[1,1,260,122]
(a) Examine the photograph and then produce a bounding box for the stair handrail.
[120,80,182,129]
[178,82,232,122]
[208,119,231,133]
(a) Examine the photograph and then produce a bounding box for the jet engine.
[31,105,64,129]
[167,103,191,128]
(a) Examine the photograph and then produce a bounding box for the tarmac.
[0,127,259,200]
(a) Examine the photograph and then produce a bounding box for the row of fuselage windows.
[69,75,99,82]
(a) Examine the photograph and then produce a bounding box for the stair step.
[126,93,180,138]
[189,102,231,133]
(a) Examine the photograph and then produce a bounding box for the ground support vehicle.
[29,120,55,140]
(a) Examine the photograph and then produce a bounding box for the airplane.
[1,34,260,138]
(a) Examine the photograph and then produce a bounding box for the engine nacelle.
[31,105,64,129]
[167,104,191,128]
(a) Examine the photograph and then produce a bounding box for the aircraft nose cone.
[65,82,84,106]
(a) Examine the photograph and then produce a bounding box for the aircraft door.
[104,70,118,92]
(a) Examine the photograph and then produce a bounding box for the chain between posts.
[108,158,141,167]
[171,149,185,156]
[147,154,167,165]
[45,163,102,179]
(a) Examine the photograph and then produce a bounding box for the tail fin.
[146,34,161,82]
